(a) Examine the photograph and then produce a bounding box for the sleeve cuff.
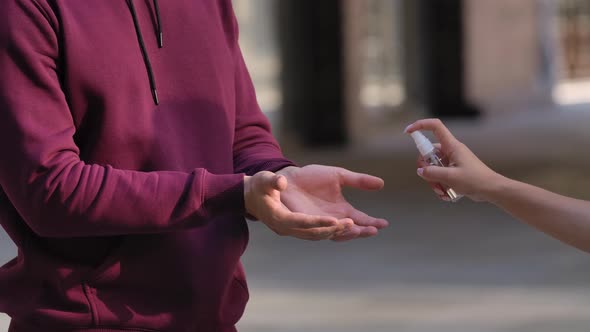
[201,172,246,218]
[255,159,297,173]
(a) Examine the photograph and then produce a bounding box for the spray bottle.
[410,131,463,202]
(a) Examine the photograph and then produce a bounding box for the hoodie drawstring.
[127,0,162,106]
[153,0,163,48]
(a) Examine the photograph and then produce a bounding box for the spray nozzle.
[410,131,435,157]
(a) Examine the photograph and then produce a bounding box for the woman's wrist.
[481,173,515,205]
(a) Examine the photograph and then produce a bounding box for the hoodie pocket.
[84,236,127,284]
[220,266,249,325]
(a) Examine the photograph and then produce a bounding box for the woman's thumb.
[417,166,453,184]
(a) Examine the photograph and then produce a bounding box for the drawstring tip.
[158,32,163,48]
[152,89,160,105]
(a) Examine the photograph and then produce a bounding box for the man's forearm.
[2,158,245,238]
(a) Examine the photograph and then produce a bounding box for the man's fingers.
[405,118,458,147]
[331,225,379,242]
[357,226,379,238]
[288,228,334,241]
[338,168,384,191]
[291,223,351,241]
[270,205,339,229]
[348,208,388,229]
[279,218,353,241]
[331,226,362,242]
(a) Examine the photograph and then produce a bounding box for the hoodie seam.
[199,170,207,217]
[233,276,248,293]
[30,0,59,35]
[10,320,166,332]
[70,327,164,332]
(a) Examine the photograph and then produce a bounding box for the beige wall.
[465,0,555,113]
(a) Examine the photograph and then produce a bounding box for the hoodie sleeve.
[0,0,245,238]
[224,1,297,176]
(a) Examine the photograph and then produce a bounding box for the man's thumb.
[259,172,288,192]
[273,175,288,191]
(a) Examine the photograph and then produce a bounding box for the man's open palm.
[277,165,389,241]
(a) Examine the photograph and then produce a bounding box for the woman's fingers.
[405,118,458,147]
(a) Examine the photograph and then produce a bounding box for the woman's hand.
[405,119,505,202]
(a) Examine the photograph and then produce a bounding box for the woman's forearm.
[487,176,590,253]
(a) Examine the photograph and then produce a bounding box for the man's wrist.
[276,166,299,177]
[243,175,257,220]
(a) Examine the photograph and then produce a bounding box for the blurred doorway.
[235,0,476,146]
[554,0,590,105]
[359,0,406,117]
[233,0,282,116]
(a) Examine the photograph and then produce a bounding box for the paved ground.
[2,110,590,331]
[238,188,590,332]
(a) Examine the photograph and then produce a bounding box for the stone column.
[277,0,347,147]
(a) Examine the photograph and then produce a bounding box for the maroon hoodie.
[0,0,294,331]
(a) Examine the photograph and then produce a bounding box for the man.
[0,1,388,331]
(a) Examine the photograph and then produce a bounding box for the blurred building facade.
[233,0,590,146]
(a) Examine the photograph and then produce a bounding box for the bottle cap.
[410,131,435,157]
